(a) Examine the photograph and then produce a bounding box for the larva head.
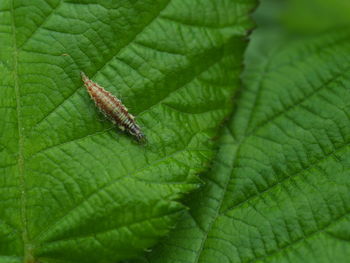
[135,131,146,143]
[128,123,146,143]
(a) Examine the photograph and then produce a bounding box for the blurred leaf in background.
[0,0,256,262]
[125,0,350,262]
[283,0,350,33]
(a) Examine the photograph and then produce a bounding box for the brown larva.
[81,72,145,142]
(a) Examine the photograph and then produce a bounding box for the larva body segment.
[81,72,145,142]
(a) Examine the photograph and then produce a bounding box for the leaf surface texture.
[133,13,350,263]
[0,0,256,262]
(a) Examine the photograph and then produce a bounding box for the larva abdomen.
[81,72,145,142]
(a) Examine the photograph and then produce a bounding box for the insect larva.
[81,72,145,142]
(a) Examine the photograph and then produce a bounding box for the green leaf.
[283,0,350,33]
[132,16,350,263]
[0,0,256,262]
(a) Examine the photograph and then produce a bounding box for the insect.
[81,72,145,142]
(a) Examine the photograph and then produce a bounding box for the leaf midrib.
[10,1,31,262]
[193,131,238,263]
